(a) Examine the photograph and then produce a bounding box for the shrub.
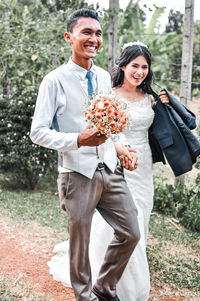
[180,193,200,232]
[0,92,57,189]
[153,158,200,232]
[0,0,70,189]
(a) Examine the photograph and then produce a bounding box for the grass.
[0,189,67,234]
[147,213,200,293]
[0,184,200,299]
[0,276,51,301]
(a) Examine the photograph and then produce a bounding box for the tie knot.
[86,70,93,80]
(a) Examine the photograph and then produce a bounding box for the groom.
[30,8,140,301]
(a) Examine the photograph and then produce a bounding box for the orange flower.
[103,100,110,107]
[107,116,114,123]
[86,113,93,121]
[93,98,100,105]
[96,108,103,114]
[107,106,115,115]
[95,112,103,120]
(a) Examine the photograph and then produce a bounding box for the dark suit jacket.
[149,90,200,177]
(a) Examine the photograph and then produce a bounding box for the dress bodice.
[122,94,154,146]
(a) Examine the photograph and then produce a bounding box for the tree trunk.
[108,0,119,74]
[179,0,194,109]
[175,0,194,187]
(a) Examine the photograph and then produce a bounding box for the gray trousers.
[57,164,140,301]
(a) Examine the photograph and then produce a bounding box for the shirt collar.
[66,58,97,80]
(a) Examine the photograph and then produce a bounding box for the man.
[30,8,140,301]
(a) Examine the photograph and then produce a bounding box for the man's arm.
[30,77,80,151]
[30,78,107,151]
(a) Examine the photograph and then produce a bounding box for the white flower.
[96,101,104,109]
[122,40,148,51]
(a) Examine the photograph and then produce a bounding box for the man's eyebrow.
[81,27,102,33]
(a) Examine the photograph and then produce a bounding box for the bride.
[48,41,169,301]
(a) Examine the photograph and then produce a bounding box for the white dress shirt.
[31,58,98,173]
[59,59,97,172]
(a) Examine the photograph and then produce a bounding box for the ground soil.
[0,99,199,301]
[0,217,195,301]
[1,206,200,301]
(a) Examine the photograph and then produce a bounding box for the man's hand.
[114,143,138,171]
[78,125,108,147]
[159,90,170,104]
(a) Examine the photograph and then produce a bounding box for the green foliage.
[92,8,110,70]
[162,10,200,97]
[0,0,71,189]
[0,0,72,96]
[145,7,165,35]
[192,22,200,97]
[41,0,86,12]
[118,1,146,49]
[147,213,200,291]
[180,194,200,232]
[153,171,200,232]
[165,9,183,34]
[0,93,58,189]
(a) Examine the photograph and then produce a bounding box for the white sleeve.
[30,77,78,152]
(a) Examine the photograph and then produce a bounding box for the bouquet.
[84,92,130,136]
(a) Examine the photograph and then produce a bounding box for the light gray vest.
[48,64,118,179]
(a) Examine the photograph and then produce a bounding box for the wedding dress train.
[48,95,155,301]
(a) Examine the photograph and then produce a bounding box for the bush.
[153,158,200,232]
[0,0,70,189]
[0,0,72,96]
[180,194,200,231]
[0,92,57,189]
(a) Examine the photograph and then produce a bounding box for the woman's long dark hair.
[111,44,158,99]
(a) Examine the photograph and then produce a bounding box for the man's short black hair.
[67,8,100,32]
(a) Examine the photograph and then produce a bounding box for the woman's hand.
[114,143,138,171]
[159,90,170,104]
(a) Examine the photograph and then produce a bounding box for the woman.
[48,41,169,301]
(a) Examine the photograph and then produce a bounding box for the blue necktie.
[86,70,94,97]
[86,70,103,161]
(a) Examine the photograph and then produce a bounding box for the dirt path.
[0,223,76,301]
[1,218,198,301]
[0,219,174,301]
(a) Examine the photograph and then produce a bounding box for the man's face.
[65,17,103,64]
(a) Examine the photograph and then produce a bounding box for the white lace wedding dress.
[48,94,155,301]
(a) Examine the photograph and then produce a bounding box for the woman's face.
[121,55,149,87]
